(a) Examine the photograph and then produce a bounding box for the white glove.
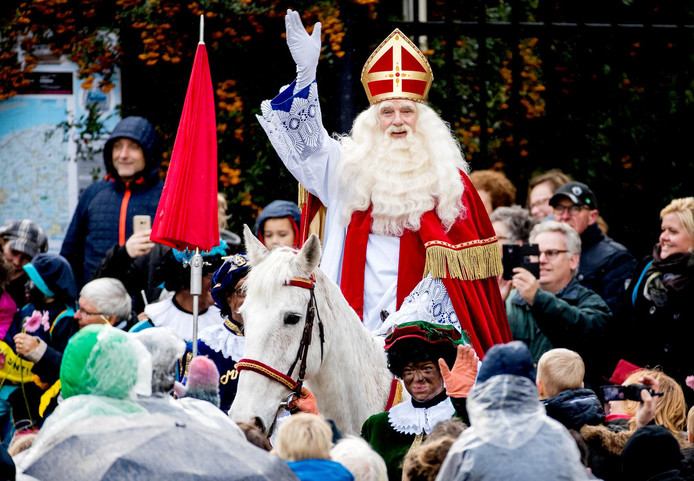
[285,9,321,93]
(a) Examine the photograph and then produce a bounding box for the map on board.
[0,97,72,250]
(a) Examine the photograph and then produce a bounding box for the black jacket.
[94,243,170,315]
[578,223,637,316]
[621,253,694,406]
[543,388,606,431]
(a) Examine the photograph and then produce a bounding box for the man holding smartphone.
[505,221,612,390]
[61,116,163,287]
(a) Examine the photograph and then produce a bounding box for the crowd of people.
[0,8,692,481]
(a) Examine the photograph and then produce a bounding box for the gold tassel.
[298,183,309,210]
[424,241,503,280]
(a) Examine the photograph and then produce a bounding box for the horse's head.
[229,225,324,434]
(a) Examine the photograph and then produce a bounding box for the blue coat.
[61,117,162,286]
[61,178,163,286]
[287,459,354,481]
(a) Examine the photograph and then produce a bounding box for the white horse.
[229,226,395,436]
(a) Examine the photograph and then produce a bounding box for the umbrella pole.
[190,248,203,357]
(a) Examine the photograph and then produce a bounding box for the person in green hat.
[360,321,479,481]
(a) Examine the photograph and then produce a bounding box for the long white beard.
[340,126,443,237]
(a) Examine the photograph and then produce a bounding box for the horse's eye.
[284,313,302,325]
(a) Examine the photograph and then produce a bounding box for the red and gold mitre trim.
[361,29,434,105]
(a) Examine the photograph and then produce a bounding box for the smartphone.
[502,243,540,280]
[133,215,152,234]
[601,383,662,402]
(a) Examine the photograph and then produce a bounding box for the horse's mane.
[243,246,306,300]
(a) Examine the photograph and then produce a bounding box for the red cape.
[302,171,512,358]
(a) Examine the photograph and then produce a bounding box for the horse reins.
[236,274,325,433]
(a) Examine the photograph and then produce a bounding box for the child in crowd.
[254,200,301,249]
[536,348,605,431]
[273,413,354,481]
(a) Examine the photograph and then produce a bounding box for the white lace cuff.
[378,276,461,336]
[257,82,324,163]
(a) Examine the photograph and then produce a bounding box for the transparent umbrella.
[19,413,299,481]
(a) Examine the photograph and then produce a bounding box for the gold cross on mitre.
[361,29,434,105]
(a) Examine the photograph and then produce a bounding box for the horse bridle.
[236,274,325,433]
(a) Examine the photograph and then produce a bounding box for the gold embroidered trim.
[424,237,502,280]
[236,361,297,390]
[178,351,193,387]
[224,318,244,336]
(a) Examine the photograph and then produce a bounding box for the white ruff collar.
[388,396,455,435]
[199,324,245,361]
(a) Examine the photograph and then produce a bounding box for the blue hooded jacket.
[5,254,78,354]
[60,116,164,286]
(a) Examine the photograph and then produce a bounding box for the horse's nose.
[252,416,266,434]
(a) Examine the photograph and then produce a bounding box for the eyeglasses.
[76,306,103,316]
[539,249,569,260]
[530,197,552,210]
[554,204,588,216]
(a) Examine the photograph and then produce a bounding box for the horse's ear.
[295,234,322,276]
[243,224,269,265]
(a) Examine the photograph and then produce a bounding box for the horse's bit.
[236,274,325,433]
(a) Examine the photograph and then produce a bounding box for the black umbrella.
[20,413,299,481]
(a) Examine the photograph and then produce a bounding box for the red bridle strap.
[236,359,299,391]
[283,275,316,290]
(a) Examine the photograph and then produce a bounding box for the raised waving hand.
[285,9,322,92]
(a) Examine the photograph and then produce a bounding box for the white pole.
[199,14,204,45]
[190,248,203,357]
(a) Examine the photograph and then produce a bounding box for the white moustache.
[385,125,413,136]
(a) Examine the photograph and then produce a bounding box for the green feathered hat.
[384,321,468,377]
[384,321,467,351]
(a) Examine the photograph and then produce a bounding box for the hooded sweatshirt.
[61,116,163,286]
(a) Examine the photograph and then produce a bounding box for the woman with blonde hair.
[273,413,354,481]
[622,197,694,407]
[609,368,688,446]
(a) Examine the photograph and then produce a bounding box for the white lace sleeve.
[377,275,462,336]
[257,82,339,205]
[258,82,323,159]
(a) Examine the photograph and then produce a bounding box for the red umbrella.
[150,16,218,356]
[151,16,219,252]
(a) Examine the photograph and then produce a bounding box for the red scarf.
[339,172,512,357]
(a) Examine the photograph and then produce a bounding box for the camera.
[601,383,664,402]
[502,243,540,280]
